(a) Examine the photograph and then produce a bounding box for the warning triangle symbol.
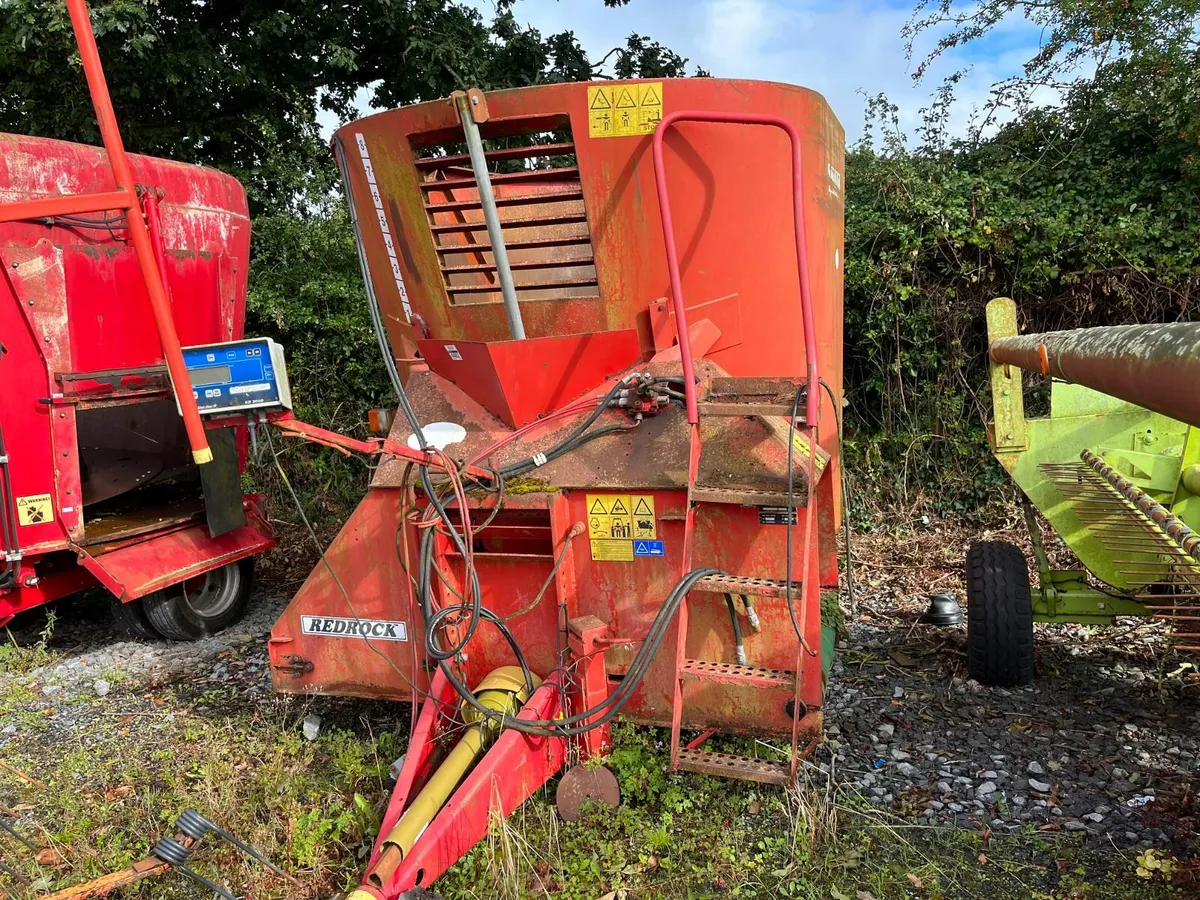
[635,541,648,554]
[615,88,637,109]
[640,85,660,107]
[610,498,629,515]
[632,498,653,516]
[589,90,611,110]
[589,497,608,515]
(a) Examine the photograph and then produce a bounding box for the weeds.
[0,610,58,676]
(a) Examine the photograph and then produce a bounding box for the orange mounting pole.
[60,0,212,464]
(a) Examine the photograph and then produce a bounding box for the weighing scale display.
[181,338,292,414]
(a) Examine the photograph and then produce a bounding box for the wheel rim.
[180,563,242,620]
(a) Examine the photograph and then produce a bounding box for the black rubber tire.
[966,541,1035,686]
[142,559,255,641]
[184,558,254,636]
[142,588,205,641]
[108,596,158,639]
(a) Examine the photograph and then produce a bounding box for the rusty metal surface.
[373,361,824,497]
[990,322,1200,428]
[675,748,789,785]
[335,78,844,414]
[555,765,621,822]
[80,495,205,547]
[36,854,175,900]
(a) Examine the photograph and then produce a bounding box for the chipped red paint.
[0,131,271,620]
[274,79,844,897]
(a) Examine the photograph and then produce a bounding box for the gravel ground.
[814,520,1200,859]
[3,518,1198,880]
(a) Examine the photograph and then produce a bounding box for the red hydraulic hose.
[64,0,213,465]
[650,110,820,427]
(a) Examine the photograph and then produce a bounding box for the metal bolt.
[44,336,51,343]
[471,96,479,105]
[1005,433,1014,440]
[59,412,65,418]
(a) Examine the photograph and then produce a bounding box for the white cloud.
[343,0,1063,145]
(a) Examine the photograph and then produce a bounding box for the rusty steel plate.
[555,765,621,822]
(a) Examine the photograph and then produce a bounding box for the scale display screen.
[189,364,233,387]
[181,338,291,415]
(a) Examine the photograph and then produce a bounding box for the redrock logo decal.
[301,615,408,641]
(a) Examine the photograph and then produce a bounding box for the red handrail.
[650,110,820,427]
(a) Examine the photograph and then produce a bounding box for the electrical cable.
[819,378,855,615]
[500,526,582,623]
[785,383,819,655]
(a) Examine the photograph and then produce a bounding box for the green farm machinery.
[970,297,1200,685]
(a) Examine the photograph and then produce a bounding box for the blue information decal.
[633,540,665,557]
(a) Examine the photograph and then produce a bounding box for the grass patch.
[0,611,59,676]
[0,695,1186,899]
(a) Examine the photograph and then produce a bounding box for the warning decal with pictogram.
[16,493,53,526]
[587,82,664,138]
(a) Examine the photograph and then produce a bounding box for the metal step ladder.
[651,108,828,786]
[667,400,825,786]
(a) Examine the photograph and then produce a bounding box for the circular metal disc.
[556,765,621,822]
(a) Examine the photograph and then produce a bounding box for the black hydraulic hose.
[420,565,723,736]
[0,423,18,588]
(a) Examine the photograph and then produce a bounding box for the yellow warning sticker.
[587,493,659,560]
[630,495,656,539]
[588,82,664,138]
[590,539,634,562]
[16,493,53,526]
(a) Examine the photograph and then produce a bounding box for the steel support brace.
[566,616,613,759]
[355,675,566,899]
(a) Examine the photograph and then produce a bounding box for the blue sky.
[466,0,1051,142]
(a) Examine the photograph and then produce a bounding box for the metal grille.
[417,134,597,306]
[1041,451,1200,652]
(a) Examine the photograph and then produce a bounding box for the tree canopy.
[0,0,698,209]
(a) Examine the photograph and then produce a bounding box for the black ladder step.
[692,574,803,599]
[681,659,794,688]
[691,485,800,507]
[676,748,790,785]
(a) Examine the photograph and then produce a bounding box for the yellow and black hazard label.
[586,493,659,560]
[16,493,53,526]
[587,82,663,138]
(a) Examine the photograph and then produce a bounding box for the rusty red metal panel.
[415,329,642,427]
[270,489,421,700]
[0,130,255,620]
[75,504,274,601]
[335,77,844,424]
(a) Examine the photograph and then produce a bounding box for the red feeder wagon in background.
[0,0,274,638]
[268,79,847,898]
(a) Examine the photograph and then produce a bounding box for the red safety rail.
[651,110,819,426]
[0,0,211,465]
[651,110,824,779]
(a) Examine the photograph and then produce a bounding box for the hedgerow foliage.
[843,51,1200,512]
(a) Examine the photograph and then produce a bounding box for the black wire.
[784,383,809,644]
[819,378,855,614]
